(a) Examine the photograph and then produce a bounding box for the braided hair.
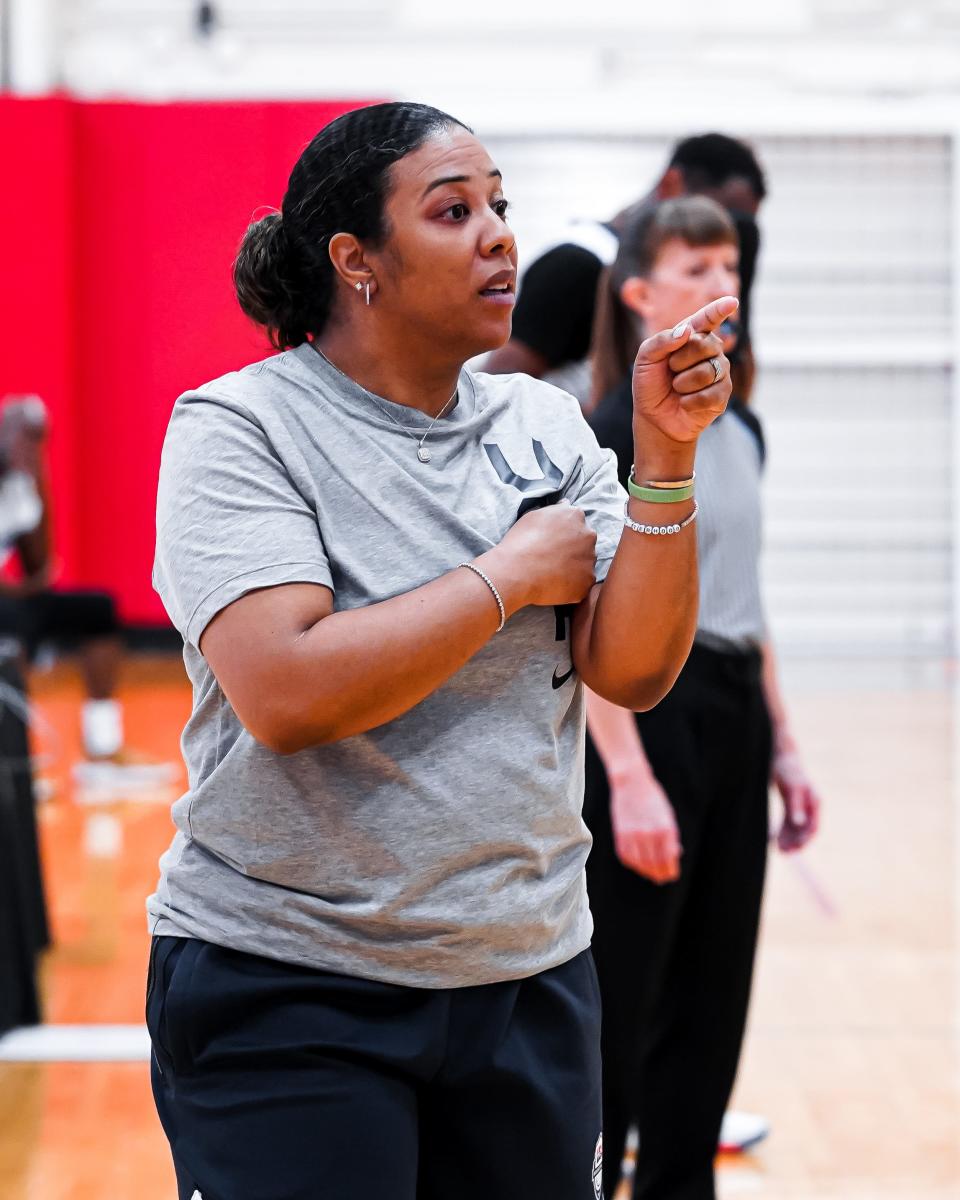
[234,102,471,349]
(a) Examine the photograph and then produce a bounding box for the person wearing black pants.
[145,104,738,1199]
[585,646,771,1199]
[585,197,822,1199]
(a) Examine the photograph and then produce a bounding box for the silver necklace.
[312,344,457,464]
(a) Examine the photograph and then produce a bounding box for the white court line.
[0,1024,150,1062]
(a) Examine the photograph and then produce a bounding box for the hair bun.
[233,212,308,348]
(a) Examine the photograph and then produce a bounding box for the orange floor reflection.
[2,654,958,1199]
[29,657,190,1025]
[0,1062,174,1200]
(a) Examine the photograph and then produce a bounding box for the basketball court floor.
[0,653,957,1199]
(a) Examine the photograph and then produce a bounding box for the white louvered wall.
[18,4,960,653]
[483,133,954,655]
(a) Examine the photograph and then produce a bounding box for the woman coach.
[146,101,735,1200]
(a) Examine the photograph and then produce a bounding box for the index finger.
[635,294,739,365]
[681,295,739,336]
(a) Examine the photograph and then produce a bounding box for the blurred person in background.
[584,197,821,1200]
[0,396,173,783]
[485,132,766,409]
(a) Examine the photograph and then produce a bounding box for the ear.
[328,232,374,292]
[620,276,654,322]
[655,166,685,200]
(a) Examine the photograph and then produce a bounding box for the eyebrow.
[421,169,502,198]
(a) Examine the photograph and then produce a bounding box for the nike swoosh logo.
[552,665,575,689]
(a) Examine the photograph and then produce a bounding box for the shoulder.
[174,350,302,419]
[470,368,586,426]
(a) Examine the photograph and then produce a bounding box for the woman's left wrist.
[631,426,696,482]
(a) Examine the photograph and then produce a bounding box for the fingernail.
[671,322,689,339]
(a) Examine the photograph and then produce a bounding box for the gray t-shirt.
[149,343,626,988]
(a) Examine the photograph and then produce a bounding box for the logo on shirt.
[592,1132,603,1199]
[483,438,565,515]
[484,439,581,688]
[551,664,575,690]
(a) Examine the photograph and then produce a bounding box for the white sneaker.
[718,1110,770,1153]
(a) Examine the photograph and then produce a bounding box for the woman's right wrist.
[474,546,531,618]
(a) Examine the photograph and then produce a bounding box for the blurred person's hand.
[772,746,821,852]
[609,763,682,884]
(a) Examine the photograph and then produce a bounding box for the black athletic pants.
[147,936,603,1200]
[584,642,772,1200]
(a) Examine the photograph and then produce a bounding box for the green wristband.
[627,478,695,504]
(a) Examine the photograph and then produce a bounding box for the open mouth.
[479,283,515,302]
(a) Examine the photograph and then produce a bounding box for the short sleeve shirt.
[149,345,627,988]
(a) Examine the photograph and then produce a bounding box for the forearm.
[575,442,698,710]
[761,639,795,753]
[249,548,527,753]
[585,688,653,781]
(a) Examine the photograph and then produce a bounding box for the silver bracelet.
[623,500,699,537]
[458,562,506,632]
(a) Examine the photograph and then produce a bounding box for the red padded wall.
[0,98,369,624]
[0,97,78,580]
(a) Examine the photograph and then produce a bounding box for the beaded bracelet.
[623,500,699,537]
[458,562,506,631]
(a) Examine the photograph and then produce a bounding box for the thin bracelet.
[622,499,699,536]
[629,467,696,490]
[627,468,695,504]
[458,562,506,632]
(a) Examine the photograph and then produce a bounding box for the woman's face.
[623,238,741,353]
[370,127,518,360]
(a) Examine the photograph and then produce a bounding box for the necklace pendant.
[417,446,432,463]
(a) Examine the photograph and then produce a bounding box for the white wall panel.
[483,133,954,655]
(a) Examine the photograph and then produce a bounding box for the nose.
[479,208,515,260]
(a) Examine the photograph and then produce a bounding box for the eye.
[493,198,510,219]
[446,203,469,221]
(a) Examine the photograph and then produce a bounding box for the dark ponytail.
[233,102,471,349]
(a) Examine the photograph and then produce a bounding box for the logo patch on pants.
[592,1132,603,1199]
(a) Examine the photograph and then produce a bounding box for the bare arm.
[761,637,794,753]
[585,687,682,884]
[761,638,822,851]
[201,504,597,755]
[585,686,648,778]
[573,297,738,710]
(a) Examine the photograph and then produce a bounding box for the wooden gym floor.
[0,653,957,1199]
